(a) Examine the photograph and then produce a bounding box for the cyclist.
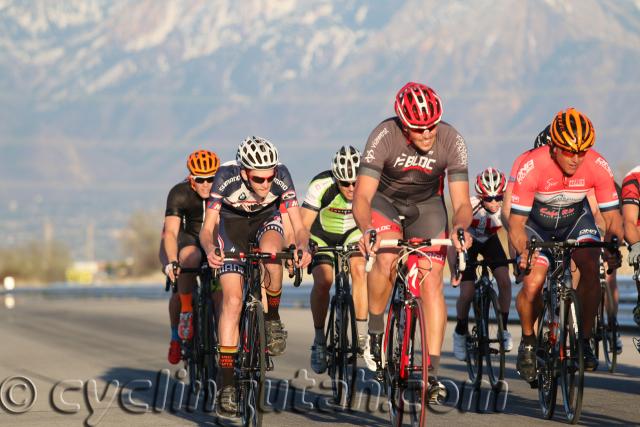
[301,146,370,374]
[622,165,640,326]
[199,136,311,412]
[353,82,472,395]
[160,149,220,364]
[509,108,623,381]
[452,167,513,360]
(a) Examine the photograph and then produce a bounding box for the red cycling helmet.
[475,167,507,198]
[394,82,443,130]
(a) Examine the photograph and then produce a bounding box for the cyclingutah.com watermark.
[1,368,509,425]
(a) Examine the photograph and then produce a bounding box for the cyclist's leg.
[218,271,243,410]
[482,234,512,330]
[453,242,478,360]
[176,234,201,340]
[310,262,333,333]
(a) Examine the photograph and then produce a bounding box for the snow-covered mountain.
[1,0,640,257]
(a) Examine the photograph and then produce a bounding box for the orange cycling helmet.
[187,150,220,176]
[550,108,595,153]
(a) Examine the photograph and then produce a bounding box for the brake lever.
[293,249,303,287]
[365,230,377,273]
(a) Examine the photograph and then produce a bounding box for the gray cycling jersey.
[359,117,468,203]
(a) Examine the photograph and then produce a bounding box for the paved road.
[0,295,639,426]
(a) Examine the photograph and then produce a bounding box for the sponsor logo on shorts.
[579,228,598,236]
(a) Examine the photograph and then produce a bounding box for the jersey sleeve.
[165,184,186,217]
[590,153,619,212]
[302,173,333,211]
[621,169,640,207]
[275,164,299,209]
[510,156,538,216]
[359,120,394,180]
[207,165,234,211]
[445,131,469,182]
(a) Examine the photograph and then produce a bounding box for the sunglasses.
[339,181,356,188]
[193,176,214,184]
[483,195,504,202]
[559,148,587,158]
[406,123,438,134]
[249,174,276,184]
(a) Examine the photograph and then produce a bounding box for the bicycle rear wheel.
[188,287,205,399]
[202,280,217,406]
[239,301,266,427]
[483,288,505,390]
[385,299,406,427]
[559,289,584,424]
[466,299,483,388]
[536,294,558,420]
[335,284,358,408]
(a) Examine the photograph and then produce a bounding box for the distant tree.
[120,210,162,276]
[0,240,71,283]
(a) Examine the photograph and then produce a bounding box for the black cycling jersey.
[165,180,206,238]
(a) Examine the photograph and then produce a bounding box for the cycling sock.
[356,319,368,338]
[455,318,468,335]
[368,312,385,334]
[522,333,536,347]
[171,326,179,341]
[179,293,193,313]
[314,328,325,345]
[219,346,237,388]
[264,289,282,321]
[429,355,441,377]
[502,312,509,330]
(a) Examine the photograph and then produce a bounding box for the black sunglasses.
[249,174,276,184]
[338,181,355,188]
[483,195,503,202]
[193,176,214,184]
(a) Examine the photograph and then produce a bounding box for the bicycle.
[590,251,619,373]
[524,237,618,424]
[366,231,465,427]
[464,258,516,392]
[632,259,640,355]
[165,264,218,404]
[309,241,361,408]
[217,245,302,427]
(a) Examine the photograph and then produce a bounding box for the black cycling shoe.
[583,339,599,371]
[516,341,537,383]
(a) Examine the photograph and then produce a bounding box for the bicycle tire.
[590,298,602,365]
[385,299,406,427]
[202,276,217,406]
[483,288,505,390]
[188,286,205,400]
[466,298,483,388]
[239,301,266,427]
[536,291,557,420]
[335,284,358,408]
[559,289,584,424]
[407,300,428,426]
[325,294,339,403]
[601,280,618,373]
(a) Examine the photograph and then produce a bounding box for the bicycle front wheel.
[536,294,558,420]
[406,300,428,426]
[466,299,483,388]
[559,289,584,425]
[601,281,618,373]
[238,302,266,427]
[385,300,406,427]
[483,288,505,390]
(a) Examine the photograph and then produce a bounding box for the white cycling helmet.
[237,136,279,170]
[331,145,360,182]
[475,167,507,198]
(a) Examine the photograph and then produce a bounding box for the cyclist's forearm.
[353,196,373,232]
[163,232,179,263]
[508,221,527,254]
[294,227,310,249]
[602,211,624,242]
[451,203,472,231]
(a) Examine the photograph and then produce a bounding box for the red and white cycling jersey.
[621,165,640,226]
[469,196,502,243]
[511,146,619,229]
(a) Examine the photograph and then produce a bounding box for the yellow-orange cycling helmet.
[187,150,220,177]
[550,107,595,153]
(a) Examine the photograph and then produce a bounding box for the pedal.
[528,379,539,389]
[266,355,274,371]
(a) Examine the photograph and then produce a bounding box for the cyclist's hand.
[451,273,462,287]
[604,246,622,271]
[453,228,472,251]
[206,247,224,269]
[358,229,379,257]
[164,261,180,282]
[628,242,640,266]
[294,244,312,268]
[519,248,539,271]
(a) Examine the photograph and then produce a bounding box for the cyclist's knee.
[222,293,243,315]
[372,252,396,274]
[179,245,202,267]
